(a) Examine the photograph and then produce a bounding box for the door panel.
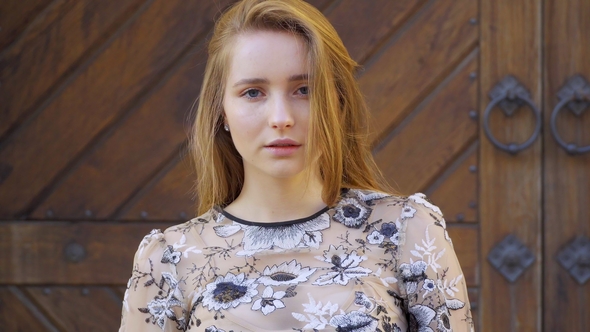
[480,0,542,330]
[543,0,590,330]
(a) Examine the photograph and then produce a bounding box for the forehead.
[226,30,309,81]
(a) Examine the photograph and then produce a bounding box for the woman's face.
[223,30,311,180]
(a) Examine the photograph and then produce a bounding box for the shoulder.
[133,210,216,262]
[358,190,451,245]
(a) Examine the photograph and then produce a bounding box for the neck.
[224,168,325,222]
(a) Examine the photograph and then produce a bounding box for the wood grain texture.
[0,0,51,51]
[0,0,232,218]
[304,0,334,11]
[0,286,57,331]
[428,144,478,223]
[0,0,146,140]
[373,52,478,195]
[358,0,478,145]
[120,156,196,220]
[0,222,174,284]
[25,286,122,332]
[30,45,207,220]
[447,225,479,287]
[480,0,542,330]
[326,0,426,63]
[543,0,590,329]
[468,288,479,331]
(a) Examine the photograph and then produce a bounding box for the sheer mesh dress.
[119,189,474,332]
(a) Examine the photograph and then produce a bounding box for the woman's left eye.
[297,86,309,95]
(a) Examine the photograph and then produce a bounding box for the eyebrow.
[232,74,309,87]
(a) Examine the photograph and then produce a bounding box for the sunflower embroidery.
[201,272,258,311]
[257,260,316,286]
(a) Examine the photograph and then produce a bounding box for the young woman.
[119,1,473,331]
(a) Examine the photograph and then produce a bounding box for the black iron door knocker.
[483,75,542,154]
[550,74,590,155]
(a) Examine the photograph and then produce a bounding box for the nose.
[268,95,294,129]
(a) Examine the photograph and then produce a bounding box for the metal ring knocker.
[483,75,542,154]
[550,74,590,155]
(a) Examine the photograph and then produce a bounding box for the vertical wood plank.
[480,0,542,330]
[543,0,590,330]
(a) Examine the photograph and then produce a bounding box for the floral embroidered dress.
[119,189,474,332]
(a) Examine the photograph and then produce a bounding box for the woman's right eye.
[244,89,261,99]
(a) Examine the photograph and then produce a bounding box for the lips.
[264,138,301,157]
[265,138,301,147]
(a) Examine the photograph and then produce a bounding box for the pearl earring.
[224,124,230,132]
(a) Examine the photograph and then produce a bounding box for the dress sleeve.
[395,193,474,332]
[119,229,190,332]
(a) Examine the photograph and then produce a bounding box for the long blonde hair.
[190,0,389,215]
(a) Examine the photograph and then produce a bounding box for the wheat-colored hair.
[190,0,390,215]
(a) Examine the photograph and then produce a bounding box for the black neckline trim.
[220,205,331,227]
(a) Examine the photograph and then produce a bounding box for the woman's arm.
[396,193,474,332]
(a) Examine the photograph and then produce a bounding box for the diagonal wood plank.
[0,0,147,140]
[30,43,207,219]
[0,286,60,331]
[0,0,232,218]
[427,143,478,223]
[0,0,51,51]
[373,51,478,195]
[25,286,122,332]
[326,0,427,63]
[358,0,478,145]
[119,155,196,220]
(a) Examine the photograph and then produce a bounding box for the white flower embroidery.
[251,286,286,315]
[313,245,372,286]
[213,213,330,256]
[400,205,417,220]
[399,260,428,294]
[202,272,258,311]
[142,272,184,329]
[333,197,371,228]
[367,230,384,244]
[257,260,316,286]
[422,278,436,298]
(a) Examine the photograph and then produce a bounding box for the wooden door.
[543,0,590,330]
[479,0,590,330]
[1,0,586,331]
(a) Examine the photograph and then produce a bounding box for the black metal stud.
[488,234,535,282]
[556,235,590,285]
[64,242,86,263]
